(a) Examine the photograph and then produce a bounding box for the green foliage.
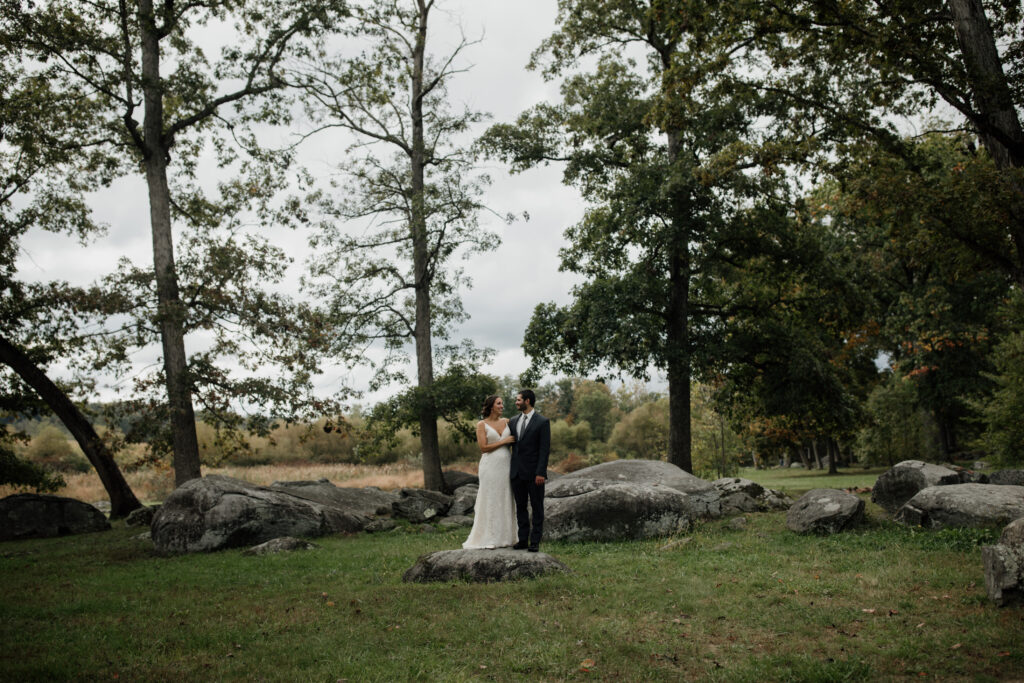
[974,295,1024,466]
[609,398,669,460]
[0,436,64,492]
[22,425,90,473]
[549,419,591,462]
[855,373,937,466]
[571,380,616,441]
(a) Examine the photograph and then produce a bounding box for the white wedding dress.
[462,422,518,549]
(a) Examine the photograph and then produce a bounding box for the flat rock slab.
[871,460,961,513]
[242,536,320,556]
[402,548,570,583]
[989,470,1024,487]
[895,483,1024,529]
[787,489,865,535]
[269,480,399,517]
[545,479,696,542]
[0,494,110,541]
[151,475,370,554]
[558,459,722,518]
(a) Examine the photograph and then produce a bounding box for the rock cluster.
[871,460,962,513]
[151,475,370,554]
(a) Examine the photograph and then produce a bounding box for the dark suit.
[509,410,550,547]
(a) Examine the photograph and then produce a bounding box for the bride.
[462,394,518,549]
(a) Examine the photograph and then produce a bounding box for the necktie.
[519,413,529,438]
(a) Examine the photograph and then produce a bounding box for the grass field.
[2,465,1022,681]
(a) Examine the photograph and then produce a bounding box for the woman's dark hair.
[481,394,501,419]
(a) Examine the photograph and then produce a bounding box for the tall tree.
[5,0,344,484]
[294,0,499,491]
[0,47,142,514]
[484,0,802,472]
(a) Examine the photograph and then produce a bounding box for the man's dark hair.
[518,389,536,407]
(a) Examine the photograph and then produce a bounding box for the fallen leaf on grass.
[888,609,899,616]
[479,665,487,669]
[951,643,962,650]
[862,608,876,614]
[916,623,925,628]
[580,658,595,669]
[998,651,1010,657]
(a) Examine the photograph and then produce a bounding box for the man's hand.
[535,476,546,486]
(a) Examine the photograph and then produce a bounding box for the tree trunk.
[783,447,793,468]
[947,0,1024,284]
[827,437,839,474]
[0,334,142,517]
[139,0,201,486]
[811,438,824,469]
[410,0,443,492]
[798,443,812,469]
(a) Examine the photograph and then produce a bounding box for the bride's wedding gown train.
[462,422,518,549]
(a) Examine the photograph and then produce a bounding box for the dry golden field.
[0,460,482,505]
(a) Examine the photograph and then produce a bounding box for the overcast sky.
[16,2,648,406]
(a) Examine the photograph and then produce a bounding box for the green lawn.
[740,466,889,497]
[2,500,1020,681]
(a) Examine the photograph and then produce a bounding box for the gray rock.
[871,460,962,513]
[418,523,437,534]
[989,470,1024,487]
[242,536,320,555]
[719,491,760,515]
[91,500,112,513]
[403,548,570,583]
[270,480,399,517]
[789,462,805,468]
[442,470,479,491]
[391,489,453,522]
[545,478,696,542]
[364,518,398,533]
[437,515,474,528]
[0,494,110,541]
[134,531,152,542]
[151,475,370,554]
[125,505,160,527]
[982,518,1024,607]
[957,469,989,484]
[448,484,478,516]
[973,460,990,470]
[712,477,765,498]
[894,483,1024,529]
[558,460,722,518]
[759,488,793,511]
[786,489,865,535]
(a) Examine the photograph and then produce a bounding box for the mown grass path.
[2,493,1022,681]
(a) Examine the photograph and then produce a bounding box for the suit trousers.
[511,476,544,546]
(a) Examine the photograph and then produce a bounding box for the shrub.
[23,425,90,473]
[609,399,669,459]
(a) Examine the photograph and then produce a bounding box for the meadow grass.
[739,466,889,498]
[2,502,1021,681]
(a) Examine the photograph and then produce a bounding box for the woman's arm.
[476,420,515,453]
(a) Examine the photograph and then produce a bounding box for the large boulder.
[447,484,478,517]
[982,517,1024,607]
[894,483,1024,529]
[544,477,696,542]
[0,494,110,541]
[442,470,479,491]
[403,548,569,583]
[391,488,453,523]
[151,475,370,554]
[989,470,1024,487]
[786,489,865,535]
[270,479,399,517]
[558,459,722,518]
[871,460,962,513]
[125,505,160,527]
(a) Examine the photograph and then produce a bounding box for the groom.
[509,389,550,552]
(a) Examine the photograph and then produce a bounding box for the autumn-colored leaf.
[951,643,961,650]
[862,608,876,614]
[581,658,596,668]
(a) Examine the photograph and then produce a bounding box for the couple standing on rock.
[462,390,550,552]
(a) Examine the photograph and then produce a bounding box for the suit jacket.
[509,410,550,481]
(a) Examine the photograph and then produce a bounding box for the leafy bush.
[855,372,939,465]
[609,399,669,459]
[0,442,64,492]
[549,419,590,461]
[23,425,90,473]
